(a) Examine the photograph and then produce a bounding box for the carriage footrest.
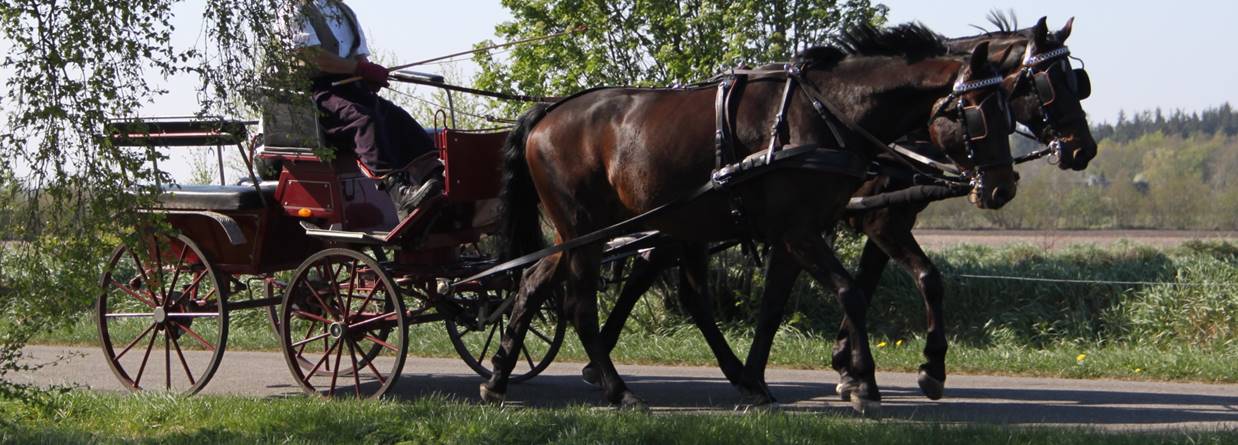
[299,221,389,245]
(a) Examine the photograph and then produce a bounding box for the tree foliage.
[0,0,303,397]
[475,0,887,113]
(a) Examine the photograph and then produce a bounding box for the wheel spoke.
[165,313,221,318]
[106,313,156,319]
[295,322,318,356]
[352,285,382,320]
[348,311,398,331]
[521,344,537,371]
[343,260,359,319]
[151,237,165,302]
[329,336,345,396]
[110,280,157,309]
[170,334,196,386]
[478,320,499,364]
[292,310,333,325]
[364,334,399,353]
[133,329,159,389]
[164,330,172,390]
[528,325,552,345]
[291,331,331,349]
[302,339,339,384]
[301,280,339,320]
[169,321,215,351]
[115,323,157,361]
[164,243,190,305]
[346,338,362,397]
[354,338,388,385]
[170,271,209,308]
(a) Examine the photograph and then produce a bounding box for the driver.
[289,0,441,220]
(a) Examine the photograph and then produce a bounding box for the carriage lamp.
[297,208,313,218]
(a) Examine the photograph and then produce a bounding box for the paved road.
[12,346,1238,432]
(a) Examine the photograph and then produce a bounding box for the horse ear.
[970,42,991,74]
[1033,17,1049,43]
[1056,17,1075,42]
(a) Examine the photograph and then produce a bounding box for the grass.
[2,391,1235,445]
[35,313,1238,384]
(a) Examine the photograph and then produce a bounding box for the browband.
[953,76,1004,94]
[1022,46,1071,67]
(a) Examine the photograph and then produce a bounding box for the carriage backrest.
[438,130,508,203]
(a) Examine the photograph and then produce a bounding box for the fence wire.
[954,274,1236,287]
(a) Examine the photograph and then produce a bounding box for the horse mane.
[794,22,948,67]
[951,10,1031,42]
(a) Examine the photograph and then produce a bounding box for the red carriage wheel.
[96,233,230,395]
[445,287,566,383]
[279,248,407,398]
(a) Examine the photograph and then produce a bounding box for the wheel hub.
[153,307,168,324]
[329,322,346,339]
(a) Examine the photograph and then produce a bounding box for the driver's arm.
[300,46,364,74]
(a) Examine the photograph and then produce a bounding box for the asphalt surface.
[12,345,1238,432]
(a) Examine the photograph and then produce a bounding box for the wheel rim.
[279,249,407,398]
[96,233,229,395]
[445,289,566,383]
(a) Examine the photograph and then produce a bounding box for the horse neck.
[809,57,961,148]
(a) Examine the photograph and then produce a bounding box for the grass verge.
[2,391,1234,445]
[34,315,1238,384]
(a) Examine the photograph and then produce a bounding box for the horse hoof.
[479,384,506,405]
[618,393,649,412]
[917,370,945,401]
[836,381,857,402]
[581,365,601,388]
[850,396,882,418]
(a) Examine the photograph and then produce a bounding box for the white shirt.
[291,0,370,59]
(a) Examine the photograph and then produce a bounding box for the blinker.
[1072,68,1091,100]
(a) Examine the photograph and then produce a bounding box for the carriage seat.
[156,182,278,211]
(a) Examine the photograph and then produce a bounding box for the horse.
[835,15,1098,402]
[483,23,1017,413]
[581,16,1097,406]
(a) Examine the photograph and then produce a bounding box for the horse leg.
[480,253,561,404]
[676,243,744,385]
[563,244,645,408]
[785,233,881,416]
[582,245,677,386]
[737,244,801,406]
[834,238,889,401]
[866,227,947,400]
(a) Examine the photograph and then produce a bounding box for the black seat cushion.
[157,183,278,211]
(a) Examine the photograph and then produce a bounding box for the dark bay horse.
[483,24,1016,413]
[583,15,1098,405]
[835,15,1098,402]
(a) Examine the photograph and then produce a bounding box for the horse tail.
[498,103,551,261]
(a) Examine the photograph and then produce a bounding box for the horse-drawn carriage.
[94,78,587,398]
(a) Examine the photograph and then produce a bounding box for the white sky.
[99,1,1238,179]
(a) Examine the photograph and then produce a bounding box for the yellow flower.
[895,339,905,347]
[1076,353,1087,364]
[877,341,888,348]
[1134,368,1143,373]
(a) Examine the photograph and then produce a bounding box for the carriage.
[90,73,629,398]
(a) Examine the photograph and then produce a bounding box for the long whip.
[332,25,587,87]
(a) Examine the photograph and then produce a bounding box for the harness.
[1011,45,1092,162]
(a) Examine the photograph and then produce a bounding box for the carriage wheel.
[445,288,566,383]
[279,248,407,398]
[96,233,229,395]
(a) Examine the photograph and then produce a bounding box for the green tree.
[0,0,303,397]
[475,0,887,113]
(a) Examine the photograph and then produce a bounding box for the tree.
[475,0,887,114]
[0,0,303,397]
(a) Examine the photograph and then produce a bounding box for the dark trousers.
[312,80,435,174]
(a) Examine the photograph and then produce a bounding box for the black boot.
[382,172,443,221]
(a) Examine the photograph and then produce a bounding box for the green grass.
[35,314,1238,384]
[2,391,1234,445]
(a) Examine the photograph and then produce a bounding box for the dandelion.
[1134,368,1143,374]
[877,341,888,349]
[1076,353,1087,365]
[895,339,905,347]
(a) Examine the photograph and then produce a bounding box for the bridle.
[926,73,1014,184]
[1009,45,1092,163]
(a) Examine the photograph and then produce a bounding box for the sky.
[134,0,1235,179]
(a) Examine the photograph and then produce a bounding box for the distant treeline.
[1092,103,1238,143]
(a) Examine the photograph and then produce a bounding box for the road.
[12,346,1238,432]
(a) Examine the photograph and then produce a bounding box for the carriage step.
[299,221,389,245]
